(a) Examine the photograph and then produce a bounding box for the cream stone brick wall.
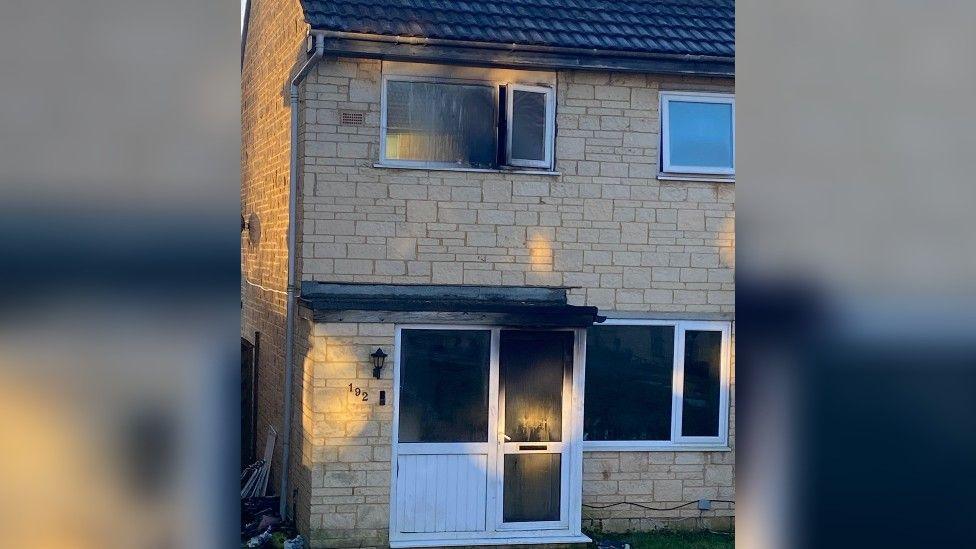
[240,0,313,534]
[297,318,733,547]
[293,56,735,545]
[299,318,395,548]
[299,59,734,314]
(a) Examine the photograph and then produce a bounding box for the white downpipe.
[279,33,325,520]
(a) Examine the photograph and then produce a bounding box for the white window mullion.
[671,322,686,444]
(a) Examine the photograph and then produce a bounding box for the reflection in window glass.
[503,453,561,522]
[511,90,546,161]
[668,100,733,169]
[584,325,675,441]
[501,331,569,443]
[385,81,496,168]
[398,329,490,442]
[681,330,723,437]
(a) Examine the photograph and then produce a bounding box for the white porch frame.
[389,325,589,548]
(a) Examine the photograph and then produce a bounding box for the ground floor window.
[583,320,731,449]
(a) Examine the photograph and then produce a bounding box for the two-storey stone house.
[242,1,734,547]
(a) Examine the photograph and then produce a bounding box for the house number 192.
[348,383,368,402]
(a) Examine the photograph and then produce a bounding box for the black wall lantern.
[370,348,388,379]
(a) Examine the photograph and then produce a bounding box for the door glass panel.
[398,329,491,442]
[501,331,570,442]
[681,330,723,436]
[503,453,561,522]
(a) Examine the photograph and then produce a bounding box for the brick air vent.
[339,111,365,126]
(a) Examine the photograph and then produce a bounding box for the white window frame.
[505,83,555,170]
[660,91,735,176]
[582,318,732,452]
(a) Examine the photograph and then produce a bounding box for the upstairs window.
[660,92,735,176]
[381,76,554,171]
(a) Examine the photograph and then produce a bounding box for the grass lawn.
[586,529,734,549]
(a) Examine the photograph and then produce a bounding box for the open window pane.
[385,81,496,168]
[398,329,491,442]
[583,325,675,441]
[506,85,552,168]
[511,90,546,161]
[665,97,733,172]
[681,330,723,437]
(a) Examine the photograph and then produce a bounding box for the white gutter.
[279,32,325,520]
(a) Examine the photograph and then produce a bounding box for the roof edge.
[311,30,734,65]
[315,33,734,77]
[298,281,606,327]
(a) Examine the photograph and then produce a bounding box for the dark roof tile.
[300,0,734,58]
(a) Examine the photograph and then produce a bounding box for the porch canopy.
[300,282,605,327]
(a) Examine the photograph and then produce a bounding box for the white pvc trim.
[390,534,592,548]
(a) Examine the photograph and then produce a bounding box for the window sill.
[658,172,735,184]
[374,163,560,176]
[583,443,732,452]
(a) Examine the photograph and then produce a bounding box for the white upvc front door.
[389,326,588,548]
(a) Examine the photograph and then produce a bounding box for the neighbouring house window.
[583,320,731,449]
[397,329,491,443]
[660,92,735,176]
[382,76,554,170]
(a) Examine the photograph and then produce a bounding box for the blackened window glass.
[681,330,723,437]
[510,90,546,161]
[385,81,496,168]
[584,325,675,441]
[398,329,491,442]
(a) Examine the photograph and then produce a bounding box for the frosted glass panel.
[500,331,571,442]
[385,81,495,168]
[398,329,491,442]
[584,325,674,441]
[681,330,722,437]
[511,90,546,161]
[503,454,561,522]
[668,100,733,169]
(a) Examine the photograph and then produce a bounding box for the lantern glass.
[370,348,387,378]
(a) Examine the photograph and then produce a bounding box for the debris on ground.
[245,526,273,548]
